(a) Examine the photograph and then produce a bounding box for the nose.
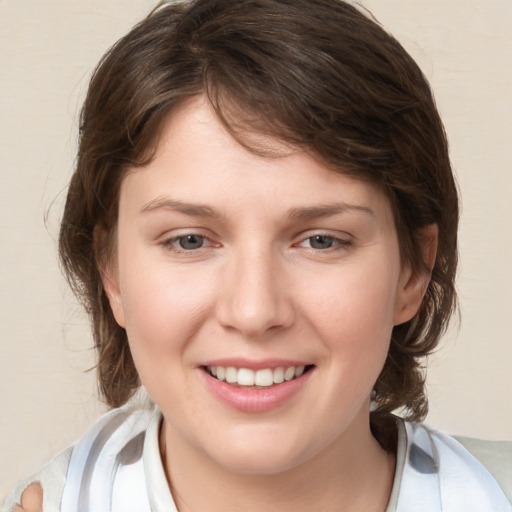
[215,244,295,338]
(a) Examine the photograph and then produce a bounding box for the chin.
[212,449,305,476]
[199,429,315,476]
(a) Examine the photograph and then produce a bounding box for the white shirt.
[3,397,511,512]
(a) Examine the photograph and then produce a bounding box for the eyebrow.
[140,198,220,218]
[287,202,375,219]
[140,198,374,220]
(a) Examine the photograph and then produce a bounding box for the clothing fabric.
[3,398,511,512]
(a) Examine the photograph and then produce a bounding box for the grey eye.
[309,235,334,249]
[178,235,205,250]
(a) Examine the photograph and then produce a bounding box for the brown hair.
[59,0,458,423]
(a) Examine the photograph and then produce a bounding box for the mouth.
[202,364,315,388]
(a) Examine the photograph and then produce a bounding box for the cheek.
[300,263,398,373]
[117,253,216,356]
[117,264,217,404]
[304,264,398,332]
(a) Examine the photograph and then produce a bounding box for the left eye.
[305,235,337,250]
[174,234,206,250]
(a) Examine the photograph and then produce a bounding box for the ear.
[94,226,126,328]
[393,224,438,326]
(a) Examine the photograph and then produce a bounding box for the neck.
[160,413,396,512]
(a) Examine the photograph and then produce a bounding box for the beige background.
[1,0,511,496]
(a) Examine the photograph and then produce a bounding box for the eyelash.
[161,233,351,255]
[162,234,215,253]
[296,234,351,251]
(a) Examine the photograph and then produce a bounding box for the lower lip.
[201,369,313,413]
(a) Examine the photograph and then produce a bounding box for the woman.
[4,0,511,510]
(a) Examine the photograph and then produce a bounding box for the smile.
[205,365,313,388]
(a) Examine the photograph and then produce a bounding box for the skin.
[14,483,42,512]
[101,96,436,511]
[97,95,436,511]
[14,96,435,511]
[16,96,435,511]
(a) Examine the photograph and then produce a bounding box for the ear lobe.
[393,224,438,326]
[94,227,126,328]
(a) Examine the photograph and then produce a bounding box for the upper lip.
[200,358,312,371]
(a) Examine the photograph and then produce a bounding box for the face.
[104,96,426,476]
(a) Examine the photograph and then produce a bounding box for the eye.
[295,233,351,252]
[162,233,215,253]
[176,234,205,250]
[307,235,336,250]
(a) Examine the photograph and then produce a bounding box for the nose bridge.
[216,240,293,336]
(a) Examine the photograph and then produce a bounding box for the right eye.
[174,234,206,250]
[306,235,337,250]
[161,233,220,255]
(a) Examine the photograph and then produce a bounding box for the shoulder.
[454,434,512,503]
[402,421,512,507]
[2,391,156,512]
[1,446,72,512]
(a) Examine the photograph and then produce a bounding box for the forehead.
[120,96,395,229]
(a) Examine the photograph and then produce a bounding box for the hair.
[59,0,458,428]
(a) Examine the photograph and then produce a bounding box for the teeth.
[216,366,226,381]
[225,367,237,383]
[207,365,309,387]
[237,368,255,386]
[255,369,273,386]
[273,367,284,384]
[284,367,295,381]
